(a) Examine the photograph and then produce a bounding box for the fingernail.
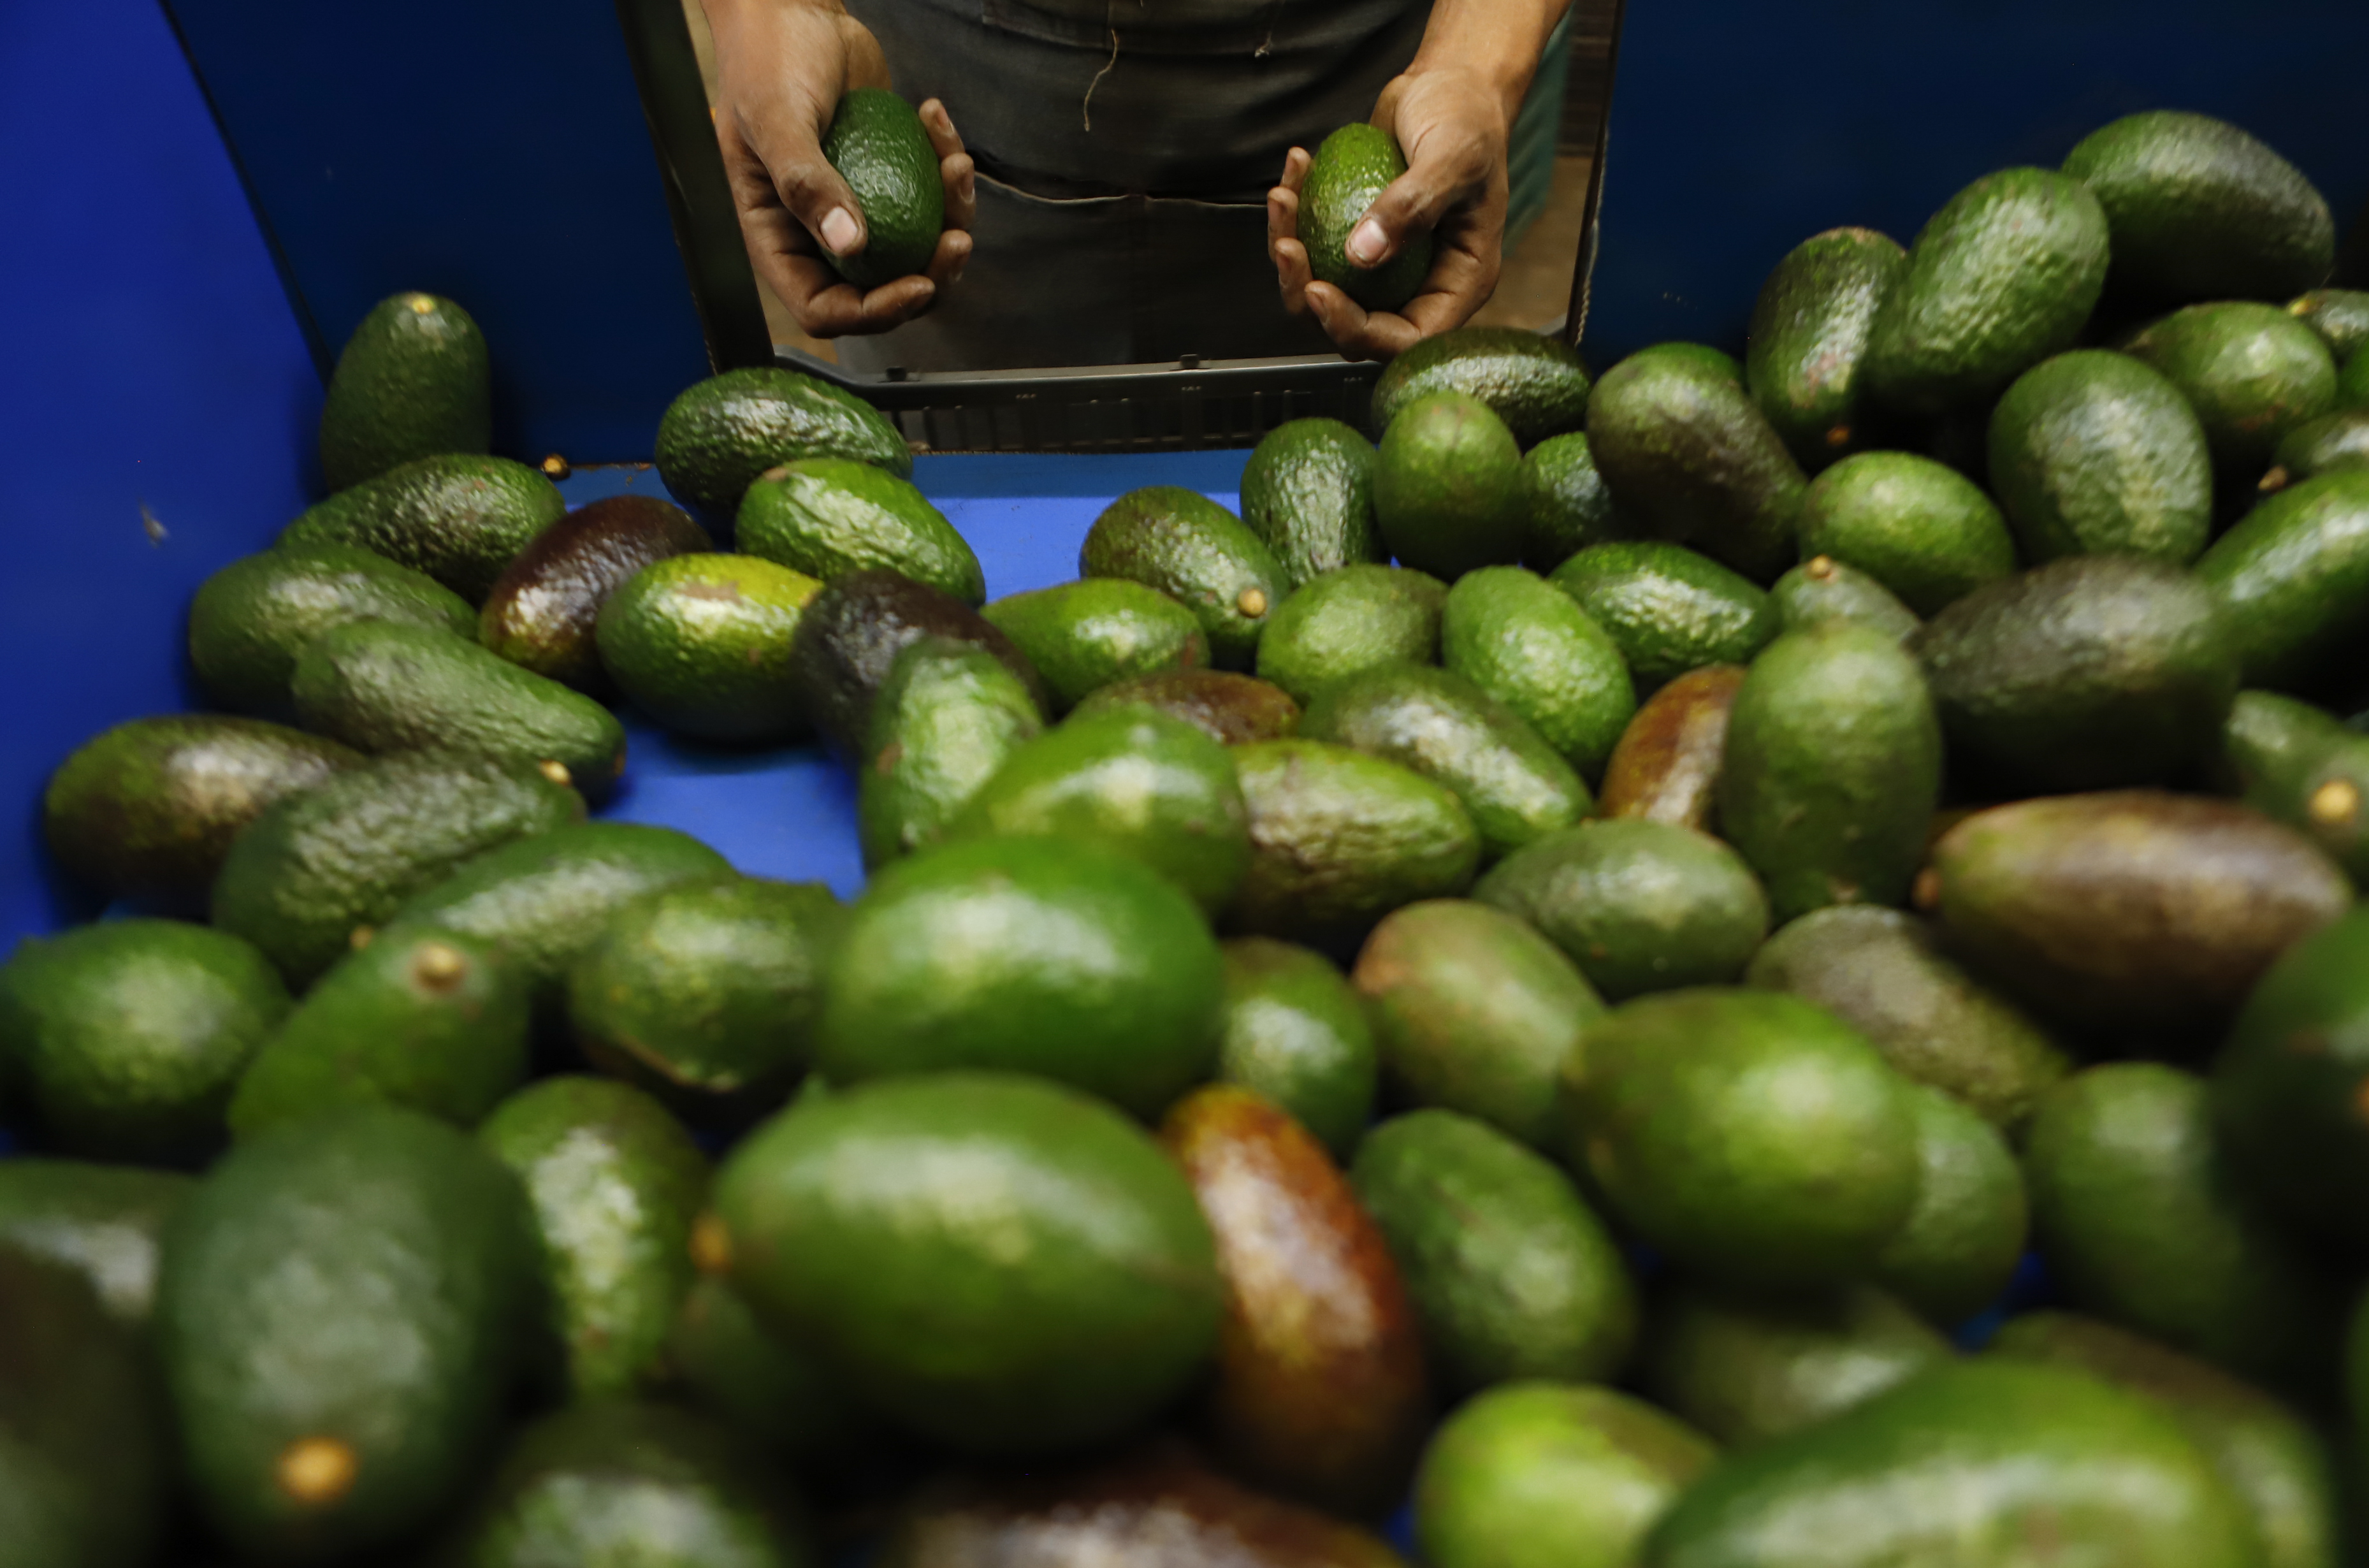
[820,207,860,256]
[1347,219,1386,267]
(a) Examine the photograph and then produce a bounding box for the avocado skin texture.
[1863,168,2111,419]
[1769,556,1920,641]
[2267,407,2369,487]
[2340,346,2369,410]
[1256,563,1446,708]
[1985,348,2214,564]
[2064,110,2336,307]
[2219,688,2369,881]
[191,543,478,717]
[1373,391,1528,579]
[823,87,943,289]
[1796,450,2016,613]
[209,751,584,987]
[598,553,821,746]
[1586,347,1805,583]
[2289,288,2369,359]
[0,1250,169,1568]
[479,495,712,692]
[1213,937,1376,1161]
[1239,417,1382,589]
[655,367,910,519]
[1442,565,1635,783]
[2194,469,2369,689]
[1549,542,1776,692]
[1640,1360,2257,1568]
[156,1105,536,1564]
[713,1072,1224,1455]
[1372,326,1593,447]
[280,454,565,604]
[739,457,983,605]
[667,1274,881,1470]
[1351,1108,1636,1395]
[1082,486,1288,669]
[787,568,1049,762]
[1416,1383,1713,1568]
[1521,431,1626,570]
[0,1159,191,1332]
[981,579,1208,713]
[1746,227,1909,470]
[43,715,361,901]
[1869,1085,2027,1324]
[1073,669,1303,745]
[2126,303,2338,483]
[858,637,1046,869]
[1300,123,1430,312]
[318,291,491,492]
[0,919,288,1163]
[1598,665,1746,831]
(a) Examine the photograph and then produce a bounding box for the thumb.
[744,110,867,260]
[1348,144,1467,271]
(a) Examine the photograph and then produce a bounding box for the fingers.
[797,273,941,338]
[1271,235,1313,317]
[1354,156,1477,273]
[924,226,973,289]
[1302,282,1424,362]
[920,100,979,232]
[1277,145,1311,198]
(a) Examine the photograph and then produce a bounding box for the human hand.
[702,0,976,337]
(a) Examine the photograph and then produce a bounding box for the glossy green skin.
[598,553,822,745]
[1473,820,1768,1001]
[816,836,1222,1118]
[1862,168,2111,417]
[1521,432,1626,570]
[1797,450,2017,612]
[1300,124,1430,311]
[2341,346,2369,410]
[1081,486,1287,669]
[1417,1383,1714,1568]
[2194,470,2369,688]
[479,495,713,692]
[0,920,286,1163]
[228,926,530,1136]
[824,87,943,288]
[1871,1086,2027,1323]
[1227,739,1482,953]
[981,579,1208,712]
[318,292,490,491]
[157,1107,535,1564]
[2128,302,2339,479]
[1352,1110,1635,1394]
[479,1077,711,1400]
[1986,349,2214,564]
[1746,227,1909,470]
[1911,555,2238,791]
[1638,1282,1952,1447]
[655,367,910,520]
[1442,566,1635,784]
[570,879,846,1119]
[666,1275,880,1468]
[43,715,359,899]
[1549,542,1776,692]
[0,1160,191,1331]
[950,708,1247,914]
[1769,556,1920,641]
[291,618,628,798]
[1561,988,1917,1290]
[857,638,1046,869]
[1353,898,1602,1150]
[2064,110,2336,307]
[1255,564,1446,707]
[1373,391,1528,579]
[1370,326,1593,447]
[1990,1312,2340,1568]
[1716,622,1940,922]
[2027,1063,2344,1397]
[1641,1360,2257,1568]
[191,543,477,716]
[2289,289,2369,360]
[2219,689,2369,882]
[1746,906,2069,1135]
[739,458,983,604]
[1238,417,1382,588]
[787,568,1049,762]
[280,454,566,603]
[1586,347,1804,582]
[1073,669,1303,744]
[1213,938,1375,1160]
[713,1072,1222,1455]
[2268,407,2369,485]
[209,751,584,986]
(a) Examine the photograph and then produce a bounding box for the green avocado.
[1441,565,1635,783]
[822,87,943,289]
[665,1274,881,1470]
[1595,665,1746,831]
[317,291,490,492]
[1769,555,1920,641]
[1521,431,1628,570]
[1238,417,1382,588]
[279,454,565,603]
[1299,123,1430,312]
[191,543,477,717]
[1080,486,1287,669]
[857,636,1047,869]
[2340,345,2369,410]
[786,568,1049,762]
[1871,1084,2028,1323]
[655,367,909,519]
[2219,689,2369,881]
[981,578,1208,713]
[1255,563,1446,707]
[0,1159,191,1332]
[478,495,713,692]
[2264,408,2369,489]
[597,552,822,746]
[1071,669,1303,745]
[738,457,982,604]
[1548,542,1776,692]
[1796,449,2017,611]
[2126,301,2340,483]
[1212,937,1376,1160]
[2288,288,2369,360]
[2193,469,2369,689]
[1370,325,1593,447]
[1373,391,1528,579]
[1985,349,2214,563]
[1745,226,1909,469]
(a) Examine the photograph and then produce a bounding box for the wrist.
[1405,0,1565,124]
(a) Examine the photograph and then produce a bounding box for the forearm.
[1403,0,1571,121]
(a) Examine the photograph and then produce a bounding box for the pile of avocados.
[10,99,2369,1568]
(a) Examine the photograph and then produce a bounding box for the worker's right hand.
[700,0,975,337]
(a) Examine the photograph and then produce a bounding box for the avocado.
[822,86,943,289]
[0,1159,191,1332]
[1597,664,1746,829]
[0,919,287,1163]
[786,567,1049,762]
[739,457,983,604]
[1213,937,1376,1161]
[1796,449,2017,611]
[1374,391,1530,579]
[2127,302,2340,485]
[815,835,1222,1118]
[1299,123,1430,312]
[1238,417,1383,588]
[1985,348,2215,563]
[2219,689,2369,880]
[1161,1085,1428,1515]
[950,708,1249,913]
[317,291,489,495]
[1351,898,1603,1149]
[209,750,584,986]
[191,543,477,716]
[1441,565,1635,783]
[665,1274,881,1470]
[1548,542,1776,692]
[1871,1084,2027,1323]
[1370,325,1593,447]
[2263,408,2369,490]
[43,716,359,901]
[2289,287,2369,360]
[2194,470,2369,688]
[2341,345,2369,410]
[655,367,910,520]
[1769,555,1920,640]
[712,1072,1223,1455]
[1745,226,1909,469]
[1473,820,1769,1001]
[279,453,565,602]
[857,636,1045,868]
[1071,667,1304,744]
[980,578,1208,712]
[1254,563,1446,706]
[156,1105,535,1563]
[1352,1109,1636,1393]
[478,494,713,692]
[597,552,822,745]
[1081,486,1288,668]
[2063,110,2335,307]
[1521,430,1628,570]
[1585,345,1805,581]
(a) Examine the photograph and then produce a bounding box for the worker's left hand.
[1267,65,1511,361]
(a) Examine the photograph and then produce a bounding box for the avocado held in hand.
[823,87,945,290]
[1301,123,1431,312]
